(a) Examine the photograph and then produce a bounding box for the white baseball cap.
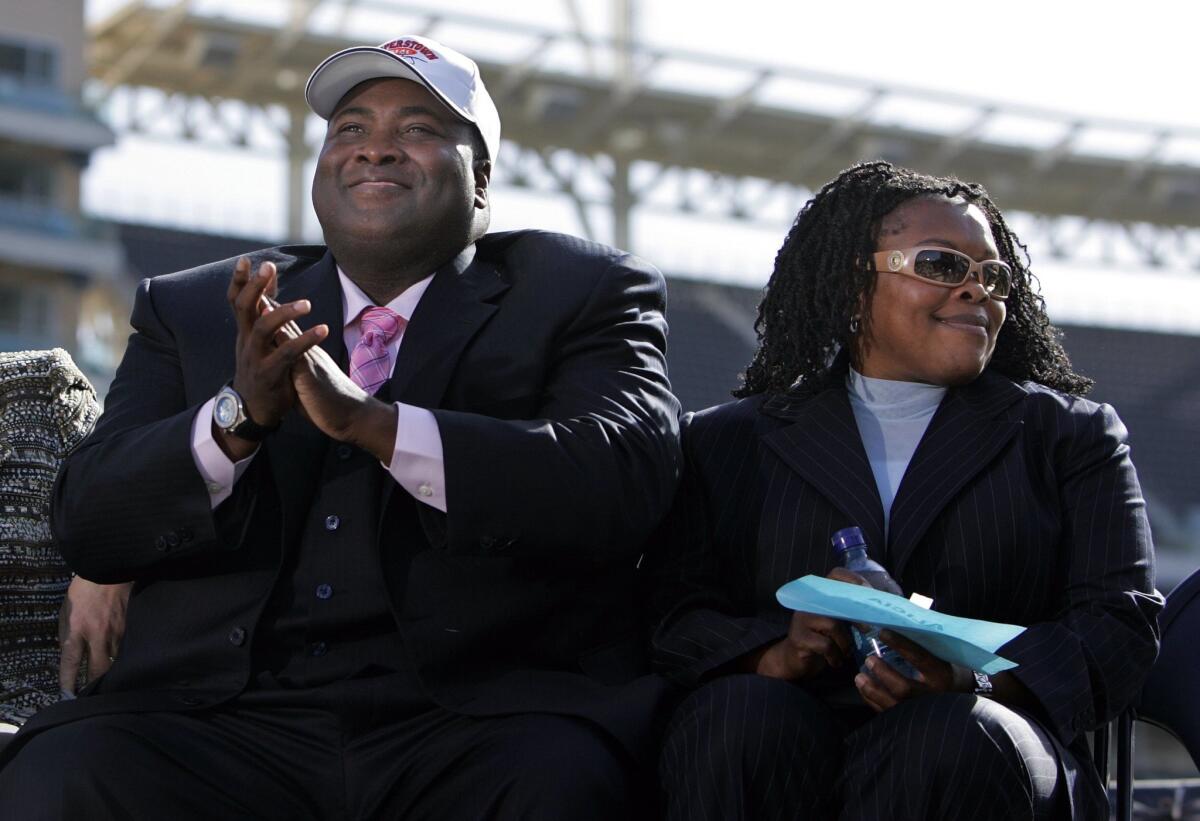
[305,35,501,162]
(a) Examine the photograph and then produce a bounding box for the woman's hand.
[58,578,132,696]
[853,629,971,712]
[752,567,866,681]
[753,609,854,680]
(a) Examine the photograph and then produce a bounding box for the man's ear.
[473,159,491,210]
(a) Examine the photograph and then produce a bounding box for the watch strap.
[229,414,277,442]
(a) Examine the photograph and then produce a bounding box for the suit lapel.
[264,250,344,543]
[385,244,508,407]
[887,371,1027,574]
[760,387,886,553]
[378,244,509,512]
[280,250,348,368]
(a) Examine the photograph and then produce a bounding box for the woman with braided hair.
[648,162,1160,819]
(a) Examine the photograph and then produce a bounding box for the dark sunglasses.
[872,246,1012,300]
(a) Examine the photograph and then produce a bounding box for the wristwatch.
[212,384,278,442]
[972,670,994,697]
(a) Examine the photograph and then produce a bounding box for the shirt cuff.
[191,397,258,509]
[387,402,447,512]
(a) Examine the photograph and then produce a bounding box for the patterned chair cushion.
[0,349,98,726]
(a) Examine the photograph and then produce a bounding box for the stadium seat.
[1112,567,1200,820]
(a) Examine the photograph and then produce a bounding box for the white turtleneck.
[846,368,947,537]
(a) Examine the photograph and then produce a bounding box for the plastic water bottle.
[830,526,918,679]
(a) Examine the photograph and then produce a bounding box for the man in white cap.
[0,35,680,819]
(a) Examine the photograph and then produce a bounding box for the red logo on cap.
[381,39,439,62]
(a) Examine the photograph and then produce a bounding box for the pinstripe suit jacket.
[649,368,1162,756]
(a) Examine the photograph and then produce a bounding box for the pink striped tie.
[349,307,405,395]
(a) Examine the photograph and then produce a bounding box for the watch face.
[214,393,239,428]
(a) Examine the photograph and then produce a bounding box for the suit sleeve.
[998,401,1162,744]
[431,253,681,564]
[51,277,253,584]
[646,412,788,686]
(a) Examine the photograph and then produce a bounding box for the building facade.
[0,0,126,390]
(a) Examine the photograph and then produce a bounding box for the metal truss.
[494,143,1200,271]
[97,86,293,153]
[87,0,1200,269]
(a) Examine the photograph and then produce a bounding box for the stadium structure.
[0,0,1196,807]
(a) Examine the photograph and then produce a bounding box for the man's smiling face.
[311,77,485,250]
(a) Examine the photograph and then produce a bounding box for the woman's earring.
[849,315,861,334]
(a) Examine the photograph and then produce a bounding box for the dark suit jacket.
[648,368,1161,792]
[16,230,681,764]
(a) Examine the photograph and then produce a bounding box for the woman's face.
[856,195,1007,386]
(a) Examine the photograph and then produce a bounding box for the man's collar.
[337,266,435,328]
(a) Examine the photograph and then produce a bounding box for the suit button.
[315,584,333,600]
[166,532,181,549]
[179,526,194,543]
[324,515,340,531]
[228,627,246,646]
[178,695,204,707]
[336,445,353,460]
[154,535,168,552]
[480,535,496,550]
[309,641,328,657]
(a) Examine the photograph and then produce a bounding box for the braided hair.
[736,161,1091,397]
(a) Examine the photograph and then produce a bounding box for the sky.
[80,0,1200,334]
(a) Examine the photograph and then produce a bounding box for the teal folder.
[776,575,1025,675]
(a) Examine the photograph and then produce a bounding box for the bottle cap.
[830,526,867,553]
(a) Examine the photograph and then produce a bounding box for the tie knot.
[359,306,404,344]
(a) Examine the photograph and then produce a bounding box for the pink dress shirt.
[190,268,447,512]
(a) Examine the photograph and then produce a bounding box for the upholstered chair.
[0,349,99,733]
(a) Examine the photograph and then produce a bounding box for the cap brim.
[304,47,476,125]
